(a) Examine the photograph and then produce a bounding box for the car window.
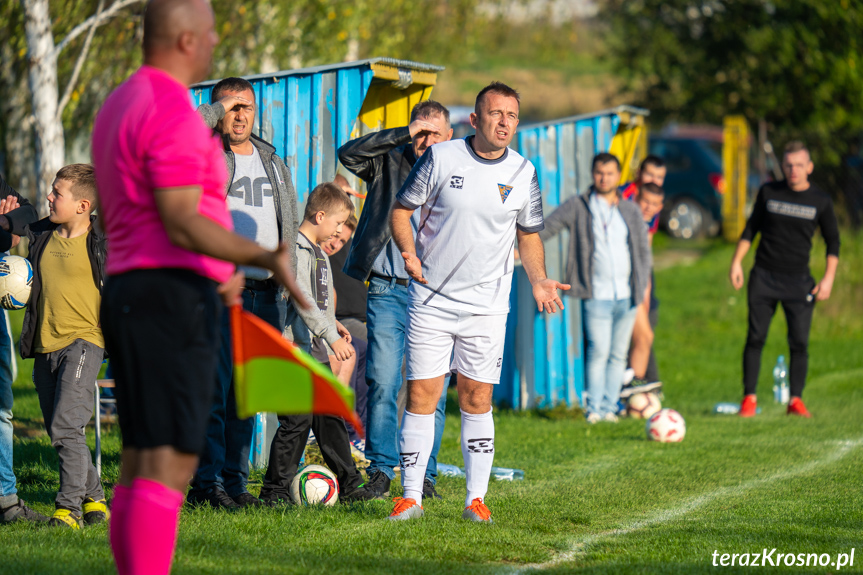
[650,140,692,173]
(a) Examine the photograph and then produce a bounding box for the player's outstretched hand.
[261,242,312,309]
[336,320,352,344]
[729,262,745,290]
[217,270,245,307]
[401,251,427,284]
[533,279,570,314]
[331,338,355,362]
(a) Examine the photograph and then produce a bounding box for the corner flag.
[230,305,364,437]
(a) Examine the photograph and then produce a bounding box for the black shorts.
[101,268,223,454]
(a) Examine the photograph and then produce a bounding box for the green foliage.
[600,0,863,168]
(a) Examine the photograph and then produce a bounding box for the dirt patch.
[654,249,703,272]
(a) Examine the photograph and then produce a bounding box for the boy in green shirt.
[20,164,108,528]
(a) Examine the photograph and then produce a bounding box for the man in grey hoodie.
[540,153,651,423]
[188,77,299,509]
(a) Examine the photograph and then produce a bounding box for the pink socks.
[110,479,184,575]
[109,485,131,574]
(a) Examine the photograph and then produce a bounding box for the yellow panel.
[610,113,649,184]
[358,82,433,131]
[722,116,750,242]
[370,63,438,87]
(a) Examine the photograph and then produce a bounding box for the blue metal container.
[191,58,444,207]
[496,106,649,410]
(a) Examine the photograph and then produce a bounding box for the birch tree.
[21,0,143,216]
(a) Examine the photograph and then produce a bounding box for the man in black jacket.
[338,101,452,500]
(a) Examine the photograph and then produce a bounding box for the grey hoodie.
[197,102,299,281]
[540,190,652,306]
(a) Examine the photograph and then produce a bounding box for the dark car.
[649,136,724,239]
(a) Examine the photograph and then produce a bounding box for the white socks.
[461,408,494,507]
[399,410,435,503]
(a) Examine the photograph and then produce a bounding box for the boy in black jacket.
[21,164,108,528]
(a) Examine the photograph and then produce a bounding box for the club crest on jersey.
[450,175,464,189]
[498,184,513,203]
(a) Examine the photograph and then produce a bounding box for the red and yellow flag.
[230,305,364,437]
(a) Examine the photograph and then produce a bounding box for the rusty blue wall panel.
[191,59,442,207]
[496,106,648,410]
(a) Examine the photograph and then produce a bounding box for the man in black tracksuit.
[730,141,840,418]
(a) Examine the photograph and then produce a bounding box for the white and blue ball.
[0,255,32,310]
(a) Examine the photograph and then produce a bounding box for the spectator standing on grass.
[338,101,453,501]
[20,164,109,530]
[730,141,840,418]
[0,174,44,525]
[92,1,303,572]
[619,163,667,399]
[259,183,374,506]
[186,76,299,511]
[541,153,651,424]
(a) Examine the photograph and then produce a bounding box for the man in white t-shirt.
[389,82,570,522]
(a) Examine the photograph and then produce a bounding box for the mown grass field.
[2,233,862,574]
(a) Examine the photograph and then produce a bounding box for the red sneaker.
[787,397,811,418]
[739,395,757,417]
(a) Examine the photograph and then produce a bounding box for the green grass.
[3,233,863,574]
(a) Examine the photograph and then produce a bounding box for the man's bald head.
[143,0,211,55]
[142,0,218,85]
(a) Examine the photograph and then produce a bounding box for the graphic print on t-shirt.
[228,147,279,280]
[396,137,544,314]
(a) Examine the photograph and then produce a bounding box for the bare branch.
[54,0,143,57]
[57,0,105,119]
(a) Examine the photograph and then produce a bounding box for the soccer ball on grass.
[646,408,686,443]
[627,392,662,419]
[291,464,339,505]
[0,255,32,310]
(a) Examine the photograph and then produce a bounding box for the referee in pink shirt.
[91,1,304,574]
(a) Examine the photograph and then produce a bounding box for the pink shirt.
[92,65,234,283]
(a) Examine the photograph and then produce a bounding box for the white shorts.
[405,304,508,384]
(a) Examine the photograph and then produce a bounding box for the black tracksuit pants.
[260,411,363,500]
[744,266,816,397]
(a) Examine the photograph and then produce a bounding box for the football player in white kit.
[389,82,570,522]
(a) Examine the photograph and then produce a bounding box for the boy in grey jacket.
[260,183,373,505]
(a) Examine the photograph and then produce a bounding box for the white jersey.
[396,137,544,314]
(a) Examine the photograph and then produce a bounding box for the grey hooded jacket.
[539,190,652,306]
[197,102,299,280]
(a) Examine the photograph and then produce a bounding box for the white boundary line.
[508,438,863,573]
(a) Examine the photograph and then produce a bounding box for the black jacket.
[0,172,41,251]
[19,216,106,359]
[338,127,416,282]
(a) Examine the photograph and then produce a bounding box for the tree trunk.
[22,0,63,218]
